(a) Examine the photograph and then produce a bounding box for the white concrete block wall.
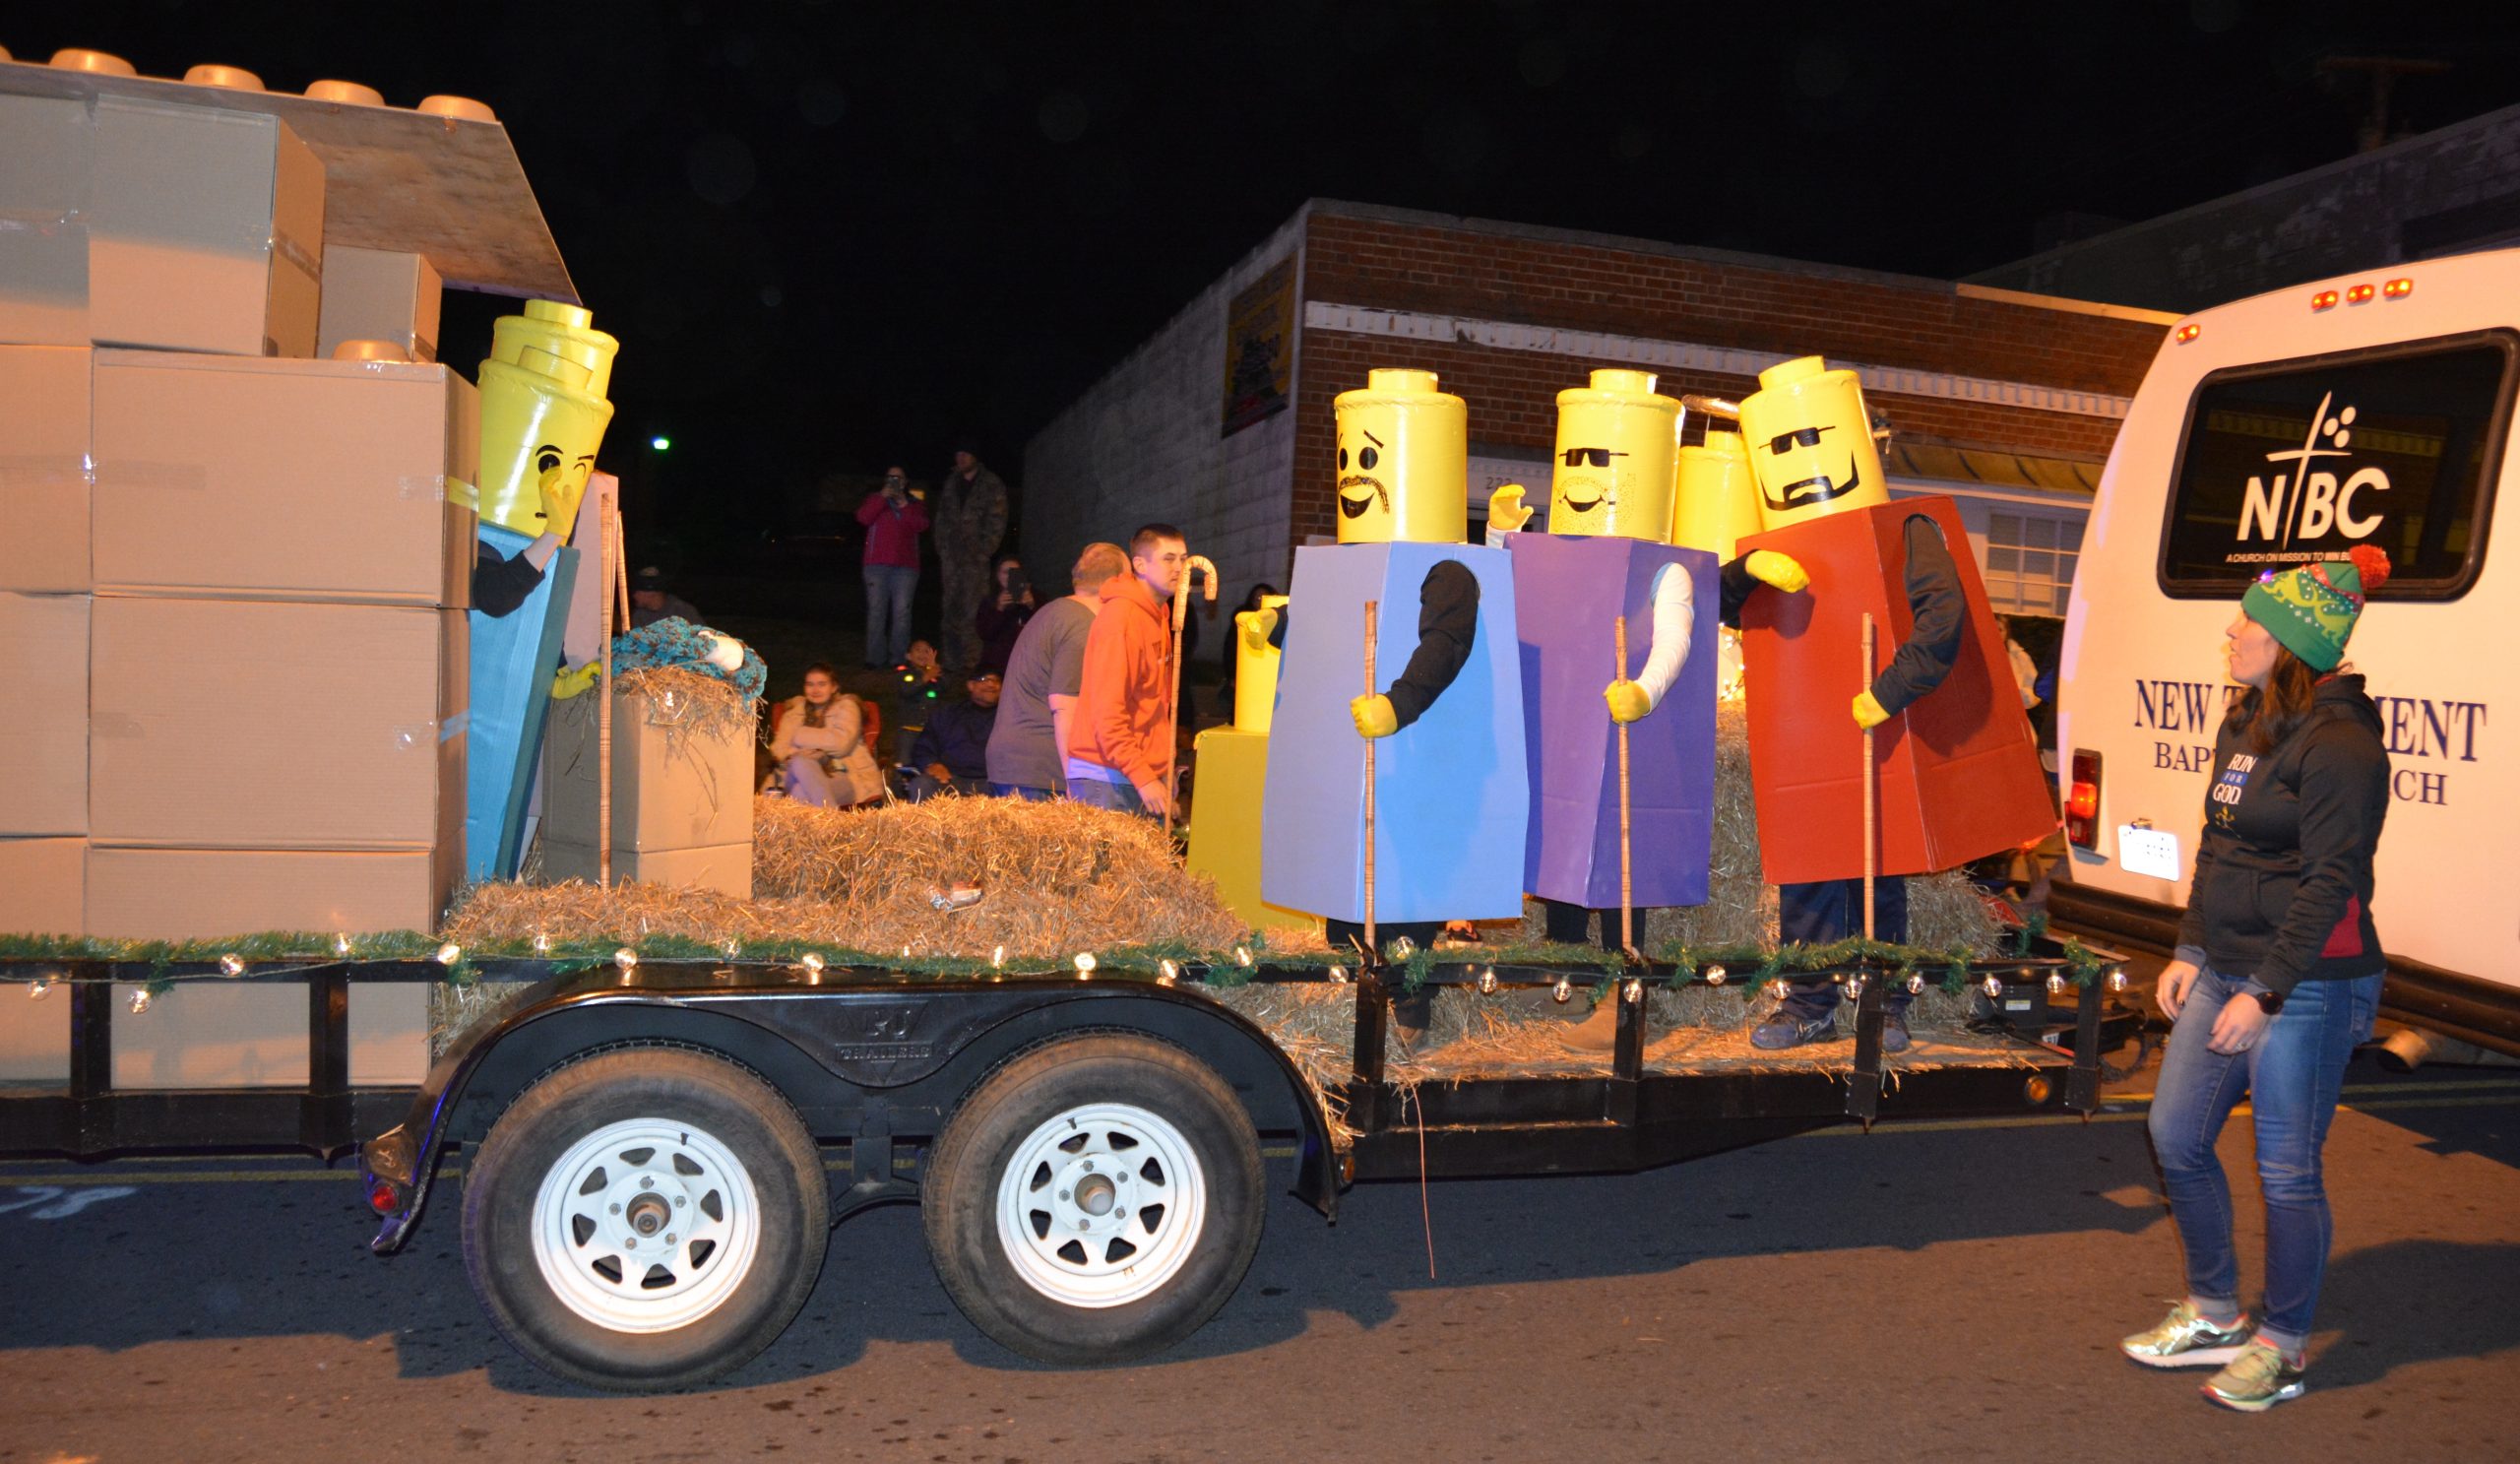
[1022,210,1306,613]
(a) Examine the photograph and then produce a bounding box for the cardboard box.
[92,350,476,605]
[541,840,752,898]
[0,836,86,937]
[543,688,757,853]
[0,95,324,356]
[317,246,443,362]
[0,592,90,836]
[0,94,94,348]
[0,345,93,592]
[109,978,308,1090]
[89,598,466,850]
[86,845,455,939]
[348,983,430,1087]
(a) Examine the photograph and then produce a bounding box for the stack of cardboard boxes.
[0,89,473,946]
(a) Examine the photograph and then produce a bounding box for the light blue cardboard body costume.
[1261,541,1527,923]
[1507,534,1719,909]
[465,521,578,879]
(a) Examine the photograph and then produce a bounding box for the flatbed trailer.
[0,942,2134,1389]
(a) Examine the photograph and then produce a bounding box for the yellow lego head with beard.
[1332,368,1467,544]
[1737,354,1889,531]
[1548,369,1678,540]
[1670,425,1768,560]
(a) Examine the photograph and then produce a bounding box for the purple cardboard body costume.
[1508,534,1718,909]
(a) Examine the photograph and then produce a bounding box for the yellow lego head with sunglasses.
[1547,368,1679,541]
[1331,368,1468,544]
[1737,354,1888,532]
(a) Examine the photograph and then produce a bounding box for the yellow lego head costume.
[1737,354,1887,531]
[473,300,619,541]
[1548,368,1678,541]
[1670,426,1768,560]
[1332,368,1467,544]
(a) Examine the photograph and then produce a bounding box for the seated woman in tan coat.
[770,663,884,808]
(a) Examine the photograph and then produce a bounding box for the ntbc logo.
[2235,391,2389,552]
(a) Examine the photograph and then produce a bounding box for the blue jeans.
[990,782,1055,801]
[1068,777,1148,817]
[1775,876,1911,1018]
[2148,965,2382,1350]
[863,563,917,666]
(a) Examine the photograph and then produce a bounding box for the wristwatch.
[2250,987,2286,1016]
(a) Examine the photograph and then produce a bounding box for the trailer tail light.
[2311,290,2340,311]
[2383,277,2415,298]
[2065,748,2103,849]
[368,1179,402,1215]
[2346,283,2376,305]
[2174,323,2201,344]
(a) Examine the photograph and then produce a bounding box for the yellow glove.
[1488,483,1533,534]
[551,662,602,699]
[1745,549,1809,593]
[1604,678,1652,724]
[1351,693,1399,739]
[1235,605,1279,653]
[1853,689,1890,730]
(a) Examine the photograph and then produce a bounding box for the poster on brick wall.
[1221,254,1296,437]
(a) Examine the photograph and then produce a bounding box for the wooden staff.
[598,500,623,887]
[1860,610,1877,941]
[1614,614,1635,958]
[1361,599,1379,960]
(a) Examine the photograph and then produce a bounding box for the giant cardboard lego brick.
[88,598,467,851]
[92,350,476,605]
[1184,726,1314,935]
[85,846,455,940]
[1507,534,1719,909]
[2,95,325,356]
[1737,496,2052,884]
[0,345,93,593]
[1261,541,1527,924]
[0,591,90,836]
[541,840,752,898]
[109,978,308,1090]
[543,687,756,854]
[0,836,86,938]
[316,245,442,362]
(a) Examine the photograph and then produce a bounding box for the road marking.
[0,1183,138,1216]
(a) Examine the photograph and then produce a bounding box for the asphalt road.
[2,1054,2515,1464]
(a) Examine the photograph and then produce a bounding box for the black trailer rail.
[0,936,2136,1170]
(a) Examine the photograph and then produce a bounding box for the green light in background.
[650,435,671,451]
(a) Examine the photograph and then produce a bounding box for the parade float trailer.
[2049,247,2519,1059]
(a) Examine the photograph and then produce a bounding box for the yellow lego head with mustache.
[1548,368,1678,540]
[1737,354,1888,531]
[1332,368,1467,544]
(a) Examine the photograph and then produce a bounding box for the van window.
[2159,330,2514,601]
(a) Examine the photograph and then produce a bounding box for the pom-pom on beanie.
[2241,543,2392,672]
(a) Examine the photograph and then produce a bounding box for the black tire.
[460,1048,827,1391]
[923,1033,1265,1365]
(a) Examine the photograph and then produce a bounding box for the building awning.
[1887,441,2104,496]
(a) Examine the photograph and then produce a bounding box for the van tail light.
[2174,323,2201,344]
[2065,748,2103,849]
[2346,283,2376,305]
[2311,289,2340,311]
[2382,277,2414,298]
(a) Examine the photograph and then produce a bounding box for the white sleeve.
[1631,562,1695,709]
[1482,520,1520,551]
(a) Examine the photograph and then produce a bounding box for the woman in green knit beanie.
[2119,543,2393,1413]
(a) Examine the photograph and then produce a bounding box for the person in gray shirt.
[985,541,1130,797]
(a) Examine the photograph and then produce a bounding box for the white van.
[2051,248,2515,1054]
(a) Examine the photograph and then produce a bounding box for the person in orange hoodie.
[1065,523,1187,816]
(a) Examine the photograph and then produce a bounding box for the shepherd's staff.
[1614,614,1636,959]
[598,500,626,888]
[1163,554,1218,838]
[1861,611,1877,941]
[1361,599,1380,961]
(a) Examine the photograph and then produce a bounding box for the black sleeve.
[1869,515,1966,715]
[472,540,547,619]
[1717,554,1763,629]
[1383,560,1480,730]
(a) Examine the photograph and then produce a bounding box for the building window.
[1983,511,2082,617]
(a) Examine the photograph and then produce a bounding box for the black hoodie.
[2174,673,2390,995]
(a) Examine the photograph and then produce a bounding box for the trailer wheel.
[460,1048,826,1390]
[923,1034,1264,1364]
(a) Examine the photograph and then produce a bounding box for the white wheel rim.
[993,1100,1208,1308]
[529,1116,765,1334]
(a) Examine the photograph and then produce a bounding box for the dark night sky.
[19,2,2520,560]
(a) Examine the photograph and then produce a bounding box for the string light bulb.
[128,987,154,1015]
[2046,972,2067,996]
[799,952,825,974]
[1478,967,1499,995]
[2108,968,2128,993]
[1387,935,1417,963]
[1984,974,2005,999]
[219,953,245,977]
[1552,977,1573,1004]
[1326,964,1348,984]
[1158,959,1180,986]
[533,931,552,955]
[1704,964,1727,986]
[435,942,462,966]
[1765,980,1791,1002]
[28,976,53,1000]
[1907,974,1925,995]
[1846,973,1868,997]
[991,945,1006,969]
[614,947,639,971]
[721,938,741,959]
[1233,945,1253,969]
[1623,979,1644,1005]
[333,933,353,957]
[1074,952,1098,976]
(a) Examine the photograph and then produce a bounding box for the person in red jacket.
[1065,523,1186,817]
[857,466,930,668]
